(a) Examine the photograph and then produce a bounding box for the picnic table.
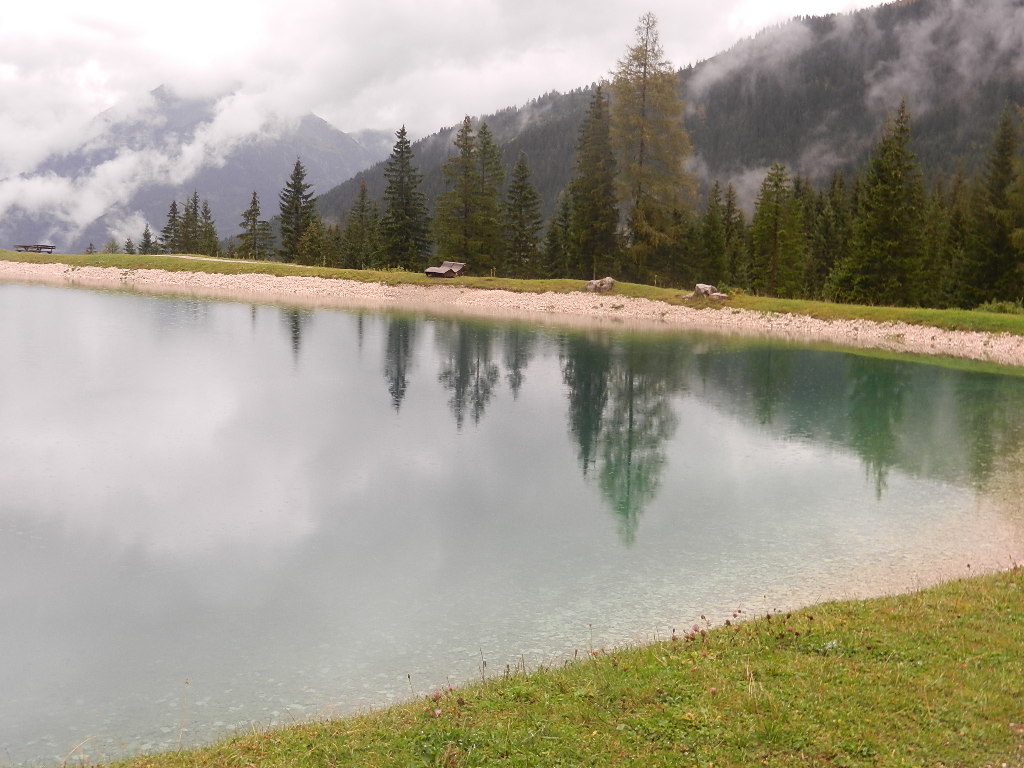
[14,244,56,254]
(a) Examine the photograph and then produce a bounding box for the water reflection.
[435,320,501,429]
[383,316,417,411]
[2,282,1023,766]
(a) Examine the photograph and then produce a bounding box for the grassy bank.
[111,568,1024,768]
[5,250,1024,337]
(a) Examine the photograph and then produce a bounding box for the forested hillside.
[320,0,1024,225]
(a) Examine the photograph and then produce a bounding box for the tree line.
[118,12,1024,310]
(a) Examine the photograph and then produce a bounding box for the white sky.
[1,0,880,168]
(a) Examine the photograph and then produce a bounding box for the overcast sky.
[2,0,880,169]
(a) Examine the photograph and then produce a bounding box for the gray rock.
[586,276,616,293]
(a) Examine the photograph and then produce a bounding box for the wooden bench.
[14,244,56,254]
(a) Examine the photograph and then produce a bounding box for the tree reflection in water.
[361,311,1024,543]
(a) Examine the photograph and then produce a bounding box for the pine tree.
[278,159,318,262]
[343,178,384,269]
[750,163,807,298]
[502,152,543,278]
[568,84,619,280]
[610,12,697,280]
[381,126,431,271]
[124,237,136,255]
[828,101,925,306]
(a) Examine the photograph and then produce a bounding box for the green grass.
[6,250,1024,336]
[110,567,1023,768]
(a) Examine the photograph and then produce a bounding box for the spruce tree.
[199,199,219,257]
[568,84,619,280]
[700,182,726,285]
[278,158,318,262]
[343,178,384,269]
[805,172,852,300]
[828,101,925,306]
[962,106,1022,304]
[239,191,263,260]
[139,224,155,255]
[436,116,480,266]
[381,126,431,271]
[475,123,505,273]
[502,152,543,278]
[750,163,807,298]
[123,237,136,255]
[722,184,748,288]
[180,191,201,253]
[540,193,573,279]
[296,216,329,266]
[160,200,181,253]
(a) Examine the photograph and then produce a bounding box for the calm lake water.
[1,282,1023,765]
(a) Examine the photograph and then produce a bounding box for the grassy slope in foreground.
[114,568,1024,768]
[5,250,1024,337]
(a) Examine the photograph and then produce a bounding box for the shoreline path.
[4,259,1024,368]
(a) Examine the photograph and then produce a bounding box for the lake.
[1,281,1022,766]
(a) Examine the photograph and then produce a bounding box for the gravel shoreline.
[4,259,1024,367]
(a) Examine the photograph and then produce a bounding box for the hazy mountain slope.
[320,0,1024,222]
[317,88,593,224]
[686,0,1024,190]
[3,86,392,253]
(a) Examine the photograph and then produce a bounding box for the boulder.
[694,283,718,296]
[586,276,616,293]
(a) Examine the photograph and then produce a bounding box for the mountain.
[319,0,1024,222]
[3,86,392,253]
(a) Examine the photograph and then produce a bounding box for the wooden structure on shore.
[14,244,56,254]
[425,261,466,278]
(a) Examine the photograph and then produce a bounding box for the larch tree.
[381,126,431,271]
[278,158,318,263]
[610,12,696,281]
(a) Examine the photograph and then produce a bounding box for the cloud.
[0,0,881,246]
[864,0,1024,117]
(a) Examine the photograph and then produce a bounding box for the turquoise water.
[1,282,1022,765]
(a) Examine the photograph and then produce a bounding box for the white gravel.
[4,259,1024,367]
